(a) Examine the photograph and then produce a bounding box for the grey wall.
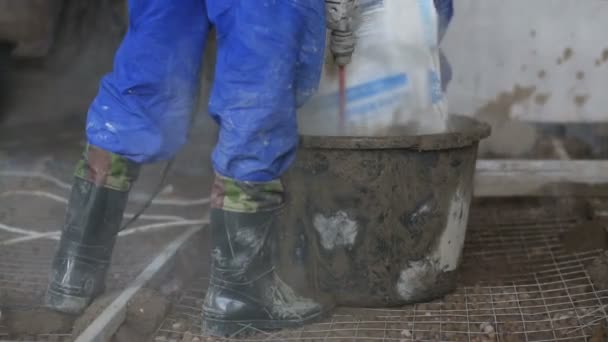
[443,0,608,124]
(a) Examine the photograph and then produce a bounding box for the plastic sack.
[299,0,448,136]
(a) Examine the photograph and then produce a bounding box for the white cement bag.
[299,0,448,136]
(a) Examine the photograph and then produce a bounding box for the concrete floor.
[2,99,608,341]
[0,110,214,341]
[151,199,608,341]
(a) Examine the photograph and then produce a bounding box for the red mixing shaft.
[338,65,346,132]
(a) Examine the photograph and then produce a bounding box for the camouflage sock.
[74,144,139,191]
[210,174,284,213]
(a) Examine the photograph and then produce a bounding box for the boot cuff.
[211,174,284,213]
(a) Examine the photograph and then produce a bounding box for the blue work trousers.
[86,0,326,182]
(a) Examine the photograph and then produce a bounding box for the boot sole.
[45,288,90,315]
[202,310,326,338]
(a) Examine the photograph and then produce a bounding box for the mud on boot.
[46,145,139,314]
[202,272,325,337]
[201,176,328,337]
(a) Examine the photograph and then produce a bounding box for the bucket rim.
[299,115,491,150]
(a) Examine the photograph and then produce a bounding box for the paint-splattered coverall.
[85,0,453,183]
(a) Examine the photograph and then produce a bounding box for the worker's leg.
[201,0,326,337]
[46,0,209,314]
[46,145,139,313]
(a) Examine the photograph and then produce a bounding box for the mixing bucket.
[278,115,491,307]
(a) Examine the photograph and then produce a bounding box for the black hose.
[119,159,175,231]
[0,44,12,121]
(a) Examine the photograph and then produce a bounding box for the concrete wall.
[443,0,608,124]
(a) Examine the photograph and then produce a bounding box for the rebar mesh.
[0,161,209,341]
[153,199,608,342]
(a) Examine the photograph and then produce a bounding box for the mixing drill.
[325,0,358,130]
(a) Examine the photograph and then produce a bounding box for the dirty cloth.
[85,0,452,182]
[85,0,326,182]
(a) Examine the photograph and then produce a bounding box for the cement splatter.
[397,259,440,302]
[435,188,470,271]
[474,85,537,124]
[265,274,319,319]
[396,187,470,301]
[234,226,264,250]
[563,47,573,62]
[576,71,585,80]
[574,95,589,107]
[535,93,550,106]
[313,211,358,250]
[537,70,546,79]
[474,85,537,157]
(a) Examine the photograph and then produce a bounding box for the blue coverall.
[85,0,453,182]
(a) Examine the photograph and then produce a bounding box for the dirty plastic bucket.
[278,115,491,307]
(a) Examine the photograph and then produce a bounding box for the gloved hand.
[325,0,359,66]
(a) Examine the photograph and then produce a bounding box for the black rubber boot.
[201,176,326,337]
[201,209,325,337]
[46,145,138,314]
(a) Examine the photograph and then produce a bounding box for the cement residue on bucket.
[279,116,490,307]
[397,259,442,302]
[397,187,470,301]
[313,211,358,250]
[436,187,471,271]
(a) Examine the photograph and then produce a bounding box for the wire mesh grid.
[0,173,190,303]
[0,169,206,341]
[153,199,608,342]
[0,121,212,341]
[0,231,184,342]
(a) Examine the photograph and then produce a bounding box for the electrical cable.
[119,158,175,231]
